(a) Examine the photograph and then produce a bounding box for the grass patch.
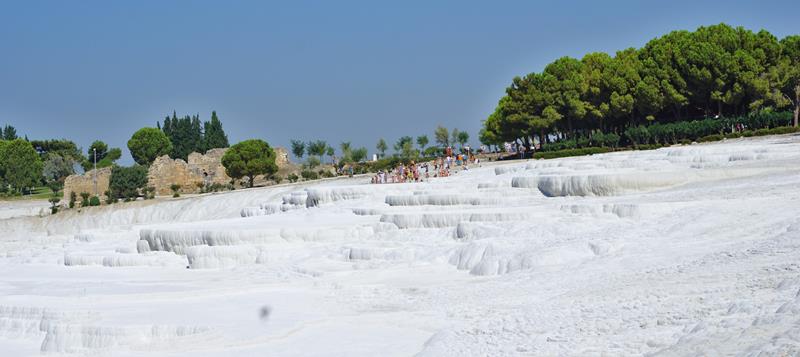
[0,186,55,201]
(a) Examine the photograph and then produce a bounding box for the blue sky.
[0,0,796,163]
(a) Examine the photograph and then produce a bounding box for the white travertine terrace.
[2,135,800,355]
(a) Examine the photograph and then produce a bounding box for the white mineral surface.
[2,135,800,356]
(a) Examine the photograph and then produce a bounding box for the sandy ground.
[1,135,800,356]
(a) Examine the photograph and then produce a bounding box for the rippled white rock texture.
[2,135,800,356]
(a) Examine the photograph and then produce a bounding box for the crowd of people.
[371,147,480,184]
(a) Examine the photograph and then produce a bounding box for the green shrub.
[305,156,321,169]
[301,170,319,181]
[673,122,691,141]
[207,183,225,192]
[319,170,335,178]
[698,134,724,142]
[647,123,664,144]
[624,126,651,147]
[89,196,101,206]
[607,133,621,147]
[0,190,22,198]
[595,132,621,147]
[735,126,800,137]
[576,136,590,148]
[109,165,148,200]
[648,122,678,144]
[80,192,90,207]
[533,147,611,160]
[49,196,60,214]
[104,190,116,204]
[766,126,800,135]
[46,180,63,194]
[589,133,604,147]
[734,110,793,129]
[69,191,77,208]
[170,184,181,198]
[543,139,578,152]
[679,139,692,145]
[287,173,299,183]
[633,144,663,150]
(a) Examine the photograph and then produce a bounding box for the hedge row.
[699,125,800,142]
[542,111,793,151]
[533,147,612,160]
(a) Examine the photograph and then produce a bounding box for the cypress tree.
[162,115,172,137]
[204,111,229,150]
[190,114,204,153]
[158,111,229,159]
[174,115,191,160]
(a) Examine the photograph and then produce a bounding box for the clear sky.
[0,0,796,164]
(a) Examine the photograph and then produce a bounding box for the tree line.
[157,110,229,161]
[0,124,123,196]
[289,139,368,168]
[288,125,472,169]
[481,23,800,150]
[4,114,481,201]
[0,111,234,201]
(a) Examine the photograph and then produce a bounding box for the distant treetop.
[160,111,229,161]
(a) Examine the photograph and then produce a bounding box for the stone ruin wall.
[62,167,112,202]
[187,148,230,185]
[147,156,205,196]
[274,147,289,166]
[63,147,290,199]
